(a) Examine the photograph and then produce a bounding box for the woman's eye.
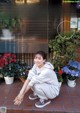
[34,57,37,59]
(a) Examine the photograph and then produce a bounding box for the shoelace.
[40,99,44,104]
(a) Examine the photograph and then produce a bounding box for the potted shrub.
[2,63,15,85]
[0,53,17,84]
[57,69,63,87]
[15,61,31,83]
[0,12,20,38]
[62,60,80,87]
[49,32,80,80]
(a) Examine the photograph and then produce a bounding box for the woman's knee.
[34,84,40,89]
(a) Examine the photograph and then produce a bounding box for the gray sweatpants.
[32,83,59,100]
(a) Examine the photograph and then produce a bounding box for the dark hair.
[35,51,47,60]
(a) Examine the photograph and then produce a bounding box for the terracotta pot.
[19,77,26,83]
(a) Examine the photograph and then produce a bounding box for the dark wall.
[49,0,62,4]
[49,1,62,38]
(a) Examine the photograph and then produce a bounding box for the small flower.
[57,69,63,82]
[11,54,16,59]
[0,53,17,77]
[0,58,5,68]
[58,70,63,75]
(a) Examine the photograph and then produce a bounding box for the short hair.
[35,51,47,60]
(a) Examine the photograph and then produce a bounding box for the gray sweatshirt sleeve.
[27,64,36,80]
[28,68,54,87]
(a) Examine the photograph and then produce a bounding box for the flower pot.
[2,29,12,37]
[67,79,76,87]
[1,29,15,40]
[4,76,14,85]
[0,73,3,78]
[58,82,62,87]
[19,77,26,83]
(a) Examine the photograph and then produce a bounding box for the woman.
[14,51,60,108]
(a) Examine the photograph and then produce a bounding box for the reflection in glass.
[15,0,40,4]
[15,0,25,4]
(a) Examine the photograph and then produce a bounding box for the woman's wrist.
[19,92,24,97]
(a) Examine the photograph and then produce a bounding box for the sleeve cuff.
[28,81,33,87]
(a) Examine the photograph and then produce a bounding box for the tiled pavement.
[0,78,80,113]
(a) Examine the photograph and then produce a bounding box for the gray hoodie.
[28,62,59,88]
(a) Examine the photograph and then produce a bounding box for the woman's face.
[34,54,45,68]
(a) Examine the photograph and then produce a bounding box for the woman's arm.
[19,78,30,96]
[14,78,30,105]
[28,69,50,87]
[14,65,36,105]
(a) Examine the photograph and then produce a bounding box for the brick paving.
[0,78,80,113]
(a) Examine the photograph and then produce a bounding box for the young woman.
[14,51,60,108]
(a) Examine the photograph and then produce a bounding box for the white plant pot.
[67,79,76,87]
[4,76,14,85]
[1,29,15,40]
[58,82,62,87]
[2,29,12,37]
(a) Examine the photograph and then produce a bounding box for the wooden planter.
[19,77,26,83]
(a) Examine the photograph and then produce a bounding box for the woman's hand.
[14,94,24,105]
[14,79,30,105]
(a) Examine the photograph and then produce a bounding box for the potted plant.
[0,12,20,38]
[49,31,80,78]
[49,31,80,85]
[57,69,63,87]
[62,60,80,87]
[15,61,31,83]
[2,63,16,84]
[0,53,17,84]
